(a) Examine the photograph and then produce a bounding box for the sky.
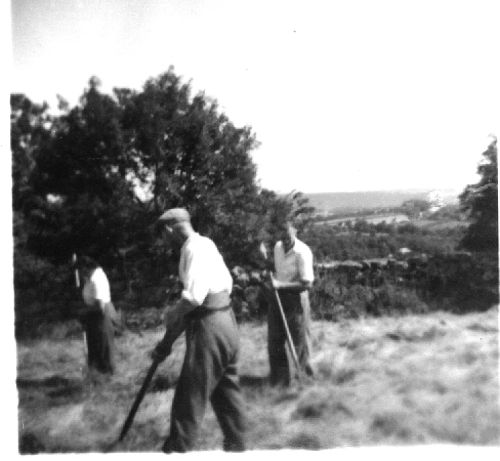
[10,0,500,194]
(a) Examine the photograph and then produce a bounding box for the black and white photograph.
[6,0,500,456]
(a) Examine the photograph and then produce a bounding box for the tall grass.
[17,307,499,452]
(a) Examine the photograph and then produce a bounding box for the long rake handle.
[118,358,160,442]
[118,315,186,442]
[272,287,302,380]
[72,253,88,366]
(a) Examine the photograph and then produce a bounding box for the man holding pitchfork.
[260,218,315,386]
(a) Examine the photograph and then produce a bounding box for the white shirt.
[179,232,233,306]
[82,267,111,307]
[274,237,314,284]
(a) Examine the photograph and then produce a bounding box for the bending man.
[152,208,246,453]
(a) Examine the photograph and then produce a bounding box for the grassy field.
[16,307,499,453]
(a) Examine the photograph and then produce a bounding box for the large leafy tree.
[11,95,76,331]
[27,77,140,263]
[124,68,264,266]
[11,94,52,213]
[459,137,498,253]
[11,68,315,327]
[11,94,51,260]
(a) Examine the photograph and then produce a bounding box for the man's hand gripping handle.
[151,315,187,362]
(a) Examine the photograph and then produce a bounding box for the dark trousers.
[83,303,115,375]
[267,290,313,386]
[163,307,246,453]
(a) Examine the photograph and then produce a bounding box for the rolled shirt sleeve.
[297,245,314,283]
[180,245,211,307]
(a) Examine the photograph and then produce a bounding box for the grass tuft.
[16,306,500,451]
[19,432,46,454]
[370,412,412,439]
[288,431,322,449]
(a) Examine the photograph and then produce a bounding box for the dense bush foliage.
[311,281,429,320]
[310,252,498,321]
[303,221,464,261]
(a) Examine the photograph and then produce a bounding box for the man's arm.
[271,244,314,293]
[75,299,104,316]
[164,297,197,326]
[151,297,196,362]
[271,276,312,293]
[78,271,111,316]
[257,242,274,271]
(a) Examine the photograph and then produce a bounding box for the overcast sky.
[10,0,500,194]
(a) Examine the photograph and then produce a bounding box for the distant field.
[306,189,460,214]
[319,213,410,226]
[17,307,499,452]
[317,216,466,230]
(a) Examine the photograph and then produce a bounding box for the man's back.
[179,232,233,307]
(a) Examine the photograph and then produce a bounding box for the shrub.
[311,278,428,321]
[14,250,79,339]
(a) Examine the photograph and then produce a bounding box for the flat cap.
[158,207,191,224]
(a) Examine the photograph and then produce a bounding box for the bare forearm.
[164,297,196,326]
[276,281,311,293]
[155,298,195,357]
[157,315,186,351]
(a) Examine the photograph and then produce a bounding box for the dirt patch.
[19,432,46,454]
[370,412,411,438]
[288,432,322,449]
[385,325,446,342]
[240,375,269,389]
[467,322,498,333]
[273,389,300,404]
[335,368,357,384]
[291,389,352,420]
[17,375,85,406]
[149,374,173,392]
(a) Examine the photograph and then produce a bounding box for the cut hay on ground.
[17,307,499,452]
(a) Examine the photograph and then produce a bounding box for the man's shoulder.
[294,238,313,256]
[199,233,217,247]
[90,267,109,284]
[91,267,104,279]
[187,233,219,251]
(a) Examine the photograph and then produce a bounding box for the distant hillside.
[305,189,460,215]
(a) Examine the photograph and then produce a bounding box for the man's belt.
[202,291,231,309]
[186,291,232,320]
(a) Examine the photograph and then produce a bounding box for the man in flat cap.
[152,208,246,453]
